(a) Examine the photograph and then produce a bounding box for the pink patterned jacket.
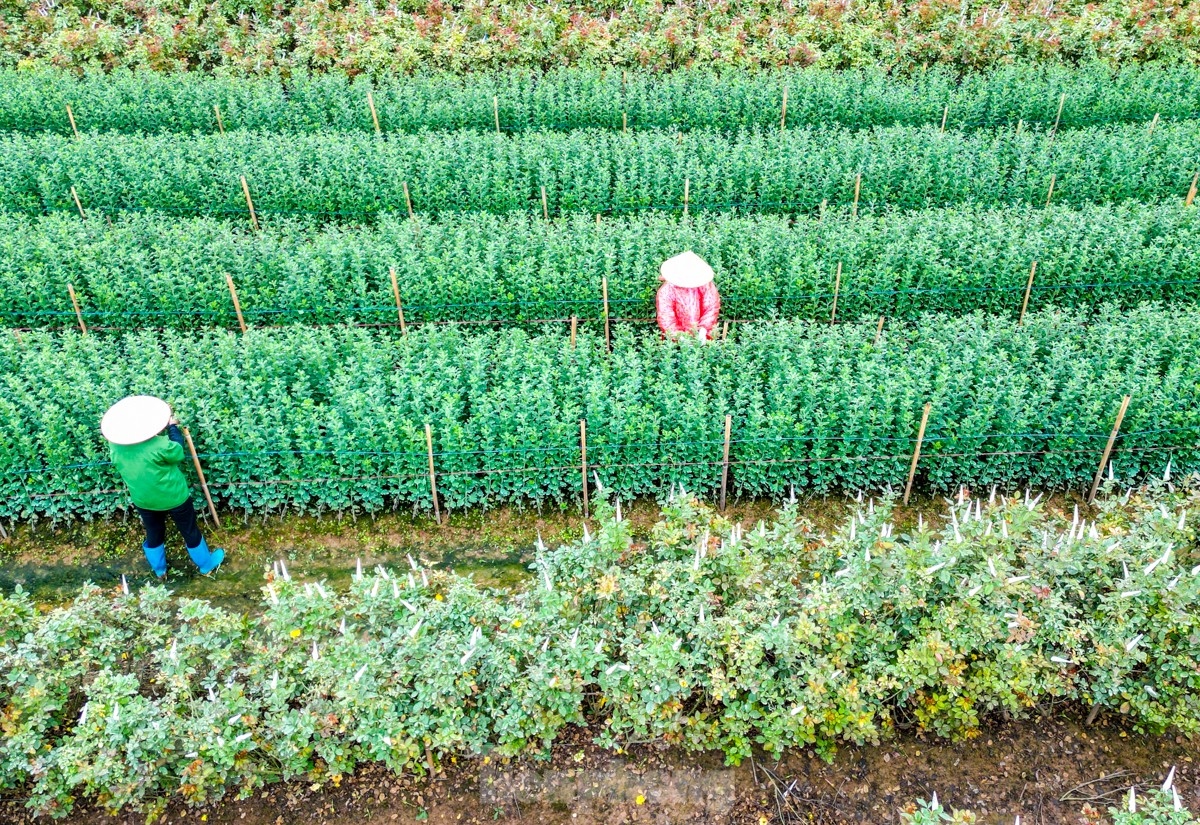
[656,281,721,339]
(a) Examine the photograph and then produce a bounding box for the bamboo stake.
[940,105,948,133]
[213,104,225,135]
[425,423,441,524]
[1019,261,1037,325]
[1147,112,1159,136]
[830,261,842,324]
[493,95,500,135]
[390,267,407,335]
[601,276,611,352]
[367,91,381,136]
[1186,172,1198,208]
[182,426,221,528]
[903,402,932,506]
[683,177,690,219]
[873,315,885,346]
[623,112,627,134]
[1088,395,1131,504]
[541,186,549,220]
[67,284,87,335]
[580,419,589,519]
[1015,119,1024,137]
[851,173,861,218]
[1049,92,1066,142]
[224,273,247,333]
[570,316,577,348]
[70,186,86,221]
[66,104,79,138]
[780,86,788,130]
[719,414,732,511]
[721,319,729,341]
[1045,173,1056,207]
[240,176,260,232]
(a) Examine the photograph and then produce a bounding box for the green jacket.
[110,427,191,511]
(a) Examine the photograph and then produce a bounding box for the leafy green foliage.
[3,122,1198,219]
[1111,788,1199,825]
[2,64,1196,135]
[3,203,1200,329]
[1,307,1197,520]
[2,486,1198,817]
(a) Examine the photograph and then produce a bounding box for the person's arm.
[656,283,682,338]
[157,419,186,465]
[697,282,721,337]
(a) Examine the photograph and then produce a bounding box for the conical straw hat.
[101,395,172,446]
[660,251,715,288]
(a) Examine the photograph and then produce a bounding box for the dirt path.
[4,717,1195,825]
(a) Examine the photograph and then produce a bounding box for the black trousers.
[137,499,203,549]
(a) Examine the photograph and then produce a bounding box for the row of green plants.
[2,307,1197,521]
[2,487,1197,819]
[4,204,1200,328]
[905,785,1198,825]
[2,0,1196,75]
[3,122,1197,218]
[4,64,1197,135]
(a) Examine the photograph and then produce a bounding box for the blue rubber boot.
[187,537,225,575]
[143,543,167,578]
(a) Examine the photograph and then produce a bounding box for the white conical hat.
[101,396,172,446]
[660,251,715,288]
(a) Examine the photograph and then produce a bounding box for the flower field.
[2,42,1200,822]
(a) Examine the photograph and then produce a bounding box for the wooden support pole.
[70,186,86,221]
[622,112,627,134]
[1019,261,1037,325]
[830,261,842,324]
[67,284,87,335]
[601,276,611,352]
[225,273,247,333]
[1045,173,1056,207]
[683,177,690,219]
[780,86,788,130]
[721,319,729,341]
[570,316,577,349]
[182,426,221,528]
[903,402,932,506]
[367,91,381,136]
[240,175,260,232]
[873,315,885,346]
[390,267,407,335]
[940,105,948,133]
[1147,112,1159,136]
[719,414,732,511]
[580,419,589,519]
[541,186,549,220]
[213,104,225,135]
[66,104,79,138]
[493,95,500,135]
[1088,395,1131,504]
[1186,172,1199,208]
[425,423,441,524]
[1049,92,1066,142]
[851,173,861,218]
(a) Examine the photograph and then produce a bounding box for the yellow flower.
[635,794,646,805]
[512,619,523,628]
[434,594,444,602]
[289,629,301,638]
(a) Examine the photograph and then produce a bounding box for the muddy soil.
[0,491,1087,610]
[1,717,1195,825]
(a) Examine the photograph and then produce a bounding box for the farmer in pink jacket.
[656,251,721,341]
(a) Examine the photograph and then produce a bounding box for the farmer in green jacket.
[101,395,225,578]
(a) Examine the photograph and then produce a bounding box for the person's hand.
[168,416,179,426]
